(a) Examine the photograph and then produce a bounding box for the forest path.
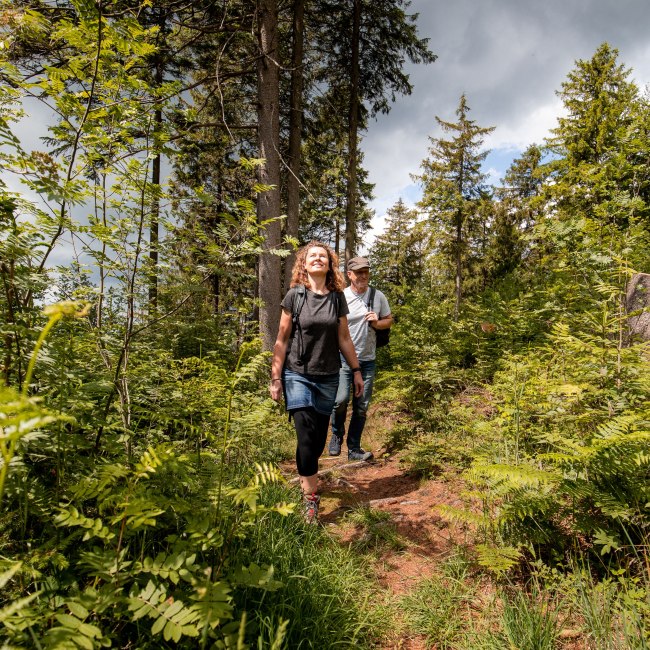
[315,404,473,649]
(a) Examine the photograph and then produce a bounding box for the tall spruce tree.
[256,0,282,351]
[416,94,494,318]
[298,91,374,253]
[283,0,306,289]
[546,43,642,228]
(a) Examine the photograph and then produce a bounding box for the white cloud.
[362,0,650,245]
[485,99,566,151]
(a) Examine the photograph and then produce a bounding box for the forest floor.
[285,403,484,649]
[285,403,589,650]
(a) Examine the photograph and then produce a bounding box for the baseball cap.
[346,257,370,271]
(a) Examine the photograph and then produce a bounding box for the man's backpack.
[369,287,390,348]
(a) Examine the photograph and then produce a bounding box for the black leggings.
[292,408,330,477]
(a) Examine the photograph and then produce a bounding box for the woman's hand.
[353,371,364,397]
[269,379,283,401]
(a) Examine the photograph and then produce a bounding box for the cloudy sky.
[8,1,650,263]
[361,0,650,246]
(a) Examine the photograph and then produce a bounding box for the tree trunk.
[454,153,465,321]
[335,193,342,258]
[284,0,305,291]
[1,259,18,386]
[257,0,282,351]
[626,273,650,340]
[454,207,462,320]
[344,0,361,263]
[148,59,163,314]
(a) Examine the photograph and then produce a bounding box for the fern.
[467,462,560,489]
[475,544,522,574]
[190,581,234,630]
[250,462,285,486]
[44,610,108,649]
[435,503,494,529]
[0,562,42,628]
[231,563,282,591]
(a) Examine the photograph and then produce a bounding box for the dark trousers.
[293,408,330,476]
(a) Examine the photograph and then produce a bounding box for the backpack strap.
[369,286,377,311]
[292,285,306,327]
[291,285,307,366]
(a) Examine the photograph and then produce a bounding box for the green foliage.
[571,568,649,649]
[0,288,374,648]
[370,44,650,621]
[415,94,496,317]
[229,482,380,648]
[0,339,301,647]
[368,199,426,306]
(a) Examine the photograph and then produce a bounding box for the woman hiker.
[270,241,364,524]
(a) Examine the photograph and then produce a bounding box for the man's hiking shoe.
[303,493,320,524]
[348,448,374,462]
[328,434,342,456]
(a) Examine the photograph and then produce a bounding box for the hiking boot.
[303,493,320,524]
[328,434,342,456]
[348,448,374,462]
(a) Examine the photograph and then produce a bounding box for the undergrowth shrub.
[571,568,649,649]
[401,392,497,476]
[431,280,650,575]
[1,306,368,648]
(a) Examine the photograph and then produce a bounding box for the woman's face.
[304,246,330,276]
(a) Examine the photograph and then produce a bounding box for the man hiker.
[328,257,393,461]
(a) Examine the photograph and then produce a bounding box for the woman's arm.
[270,309,293,401]
[338,316,364,397]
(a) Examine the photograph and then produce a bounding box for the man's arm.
[371,313,393,330]
[369,291,393,330]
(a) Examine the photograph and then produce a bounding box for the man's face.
[348,267,370,293]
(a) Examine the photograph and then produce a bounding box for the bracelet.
[271,378,282,382]
[351,367,362,374]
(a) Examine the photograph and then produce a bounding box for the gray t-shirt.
[344,286,391,361]
[281,287,349,375]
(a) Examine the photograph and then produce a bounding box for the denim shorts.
[282,368,340,416]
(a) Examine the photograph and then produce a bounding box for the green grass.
[345,505,406,552]
[230,483,385,648]
[572,569,649,650]
[399,554,475,649]
[497,586,560,650]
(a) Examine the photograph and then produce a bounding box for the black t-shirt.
[281,287,349,375]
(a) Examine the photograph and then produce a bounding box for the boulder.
[626,273,650,340]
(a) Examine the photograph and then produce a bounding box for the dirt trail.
[284,404,590,650]
[314,405,471,649]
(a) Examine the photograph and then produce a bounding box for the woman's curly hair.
[290,241,345,292]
